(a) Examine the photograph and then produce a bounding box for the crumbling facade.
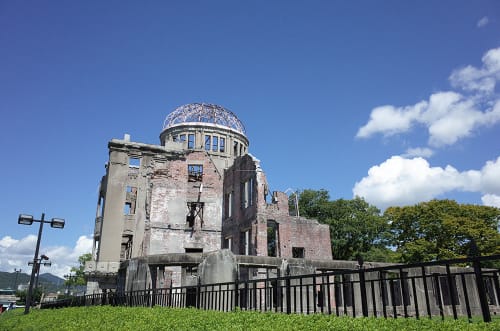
[85,103,332,293]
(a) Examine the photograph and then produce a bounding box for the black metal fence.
[42,254,500,323]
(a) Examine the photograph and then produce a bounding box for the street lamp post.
[13,268,21,290]
[18,213,65,314]
[28,255,51,290]
[64,272,76,295]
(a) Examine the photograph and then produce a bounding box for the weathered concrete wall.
[148,151,223,255]
[199,249,238,285]
[222,154,332,263]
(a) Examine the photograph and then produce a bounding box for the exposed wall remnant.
[85,103,331,294]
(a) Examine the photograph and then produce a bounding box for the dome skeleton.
[163,103,246,136]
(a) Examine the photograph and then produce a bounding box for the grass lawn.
[1,306,499,330]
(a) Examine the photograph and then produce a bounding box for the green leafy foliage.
[386,200,500,263]
[297,190,391,261]
[1,306,499,331]
[66,253,92,287]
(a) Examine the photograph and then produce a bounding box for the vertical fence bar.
[473,256,492,322]
[351,280,356,317]
[493,271,500,307]
[234,276,239,310]
[359,268,368,317]
[380,272,387,318]
[445,264,458,319]
[411,277,419,319]
[196,278,201,309]
[460,273,472,321]
[313,275,317,314]
[421,266,431,319]
[326,273,332,315]
[371,279,377,317]
[433,274,444,321]
[389,279,396,318]
[286,276,291,314]
[400,268,408,318]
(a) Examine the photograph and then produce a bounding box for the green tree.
[16,287,42,305]
[297,190,391,261]
[66,253,91,287]
[385,199,500,263]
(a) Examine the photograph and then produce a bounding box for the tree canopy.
[296,190,392,261]
[66,253,91,287]
[294,190,500,264]
[385,199,500,263]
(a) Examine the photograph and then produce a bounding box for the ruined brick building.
[85,103,332,293]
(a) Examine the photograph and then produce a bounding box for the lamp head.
[50,218,65,229]
[18,214,34,225]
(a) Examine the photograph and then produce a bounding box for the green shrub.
[0,306,499,331]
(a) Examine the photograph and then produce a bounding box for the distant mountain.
[38,273,65,286]
[0,271,65,292]
[0,271,31,290]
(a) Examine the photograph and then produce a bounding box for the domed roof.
[163,103,246,135]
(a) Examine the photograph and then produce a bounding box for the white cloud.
[356,102,425,138]
[0,235,92,279]
[353,155,500,210]
[480,156,500,194]
[401,147,434,158]
[450,47,500,94]
[477,16,489,28]
[357,47,500,147]
[482,194,500,208]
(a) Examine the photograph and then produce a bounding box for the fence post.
[196,277,201,309]
[234,275,239,310]
[168,279,173,308]
[285,276,291,314]
[469,240,491,323]
[357,255,369,317]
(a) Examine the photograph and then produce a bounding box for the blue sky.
[1,1,499,277]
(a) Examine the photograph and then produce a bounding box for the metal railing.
[42,254,500,323]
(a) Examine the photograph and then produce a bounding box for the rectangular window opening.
[186,202,204,228]
[224,192,233,218]
[188,165,203,182]
[233,141,238,156]
[212,136,218,152]
[240,230,250,255]
[220,137,225,152]
[267,221,278,257]
[204,135,211,151]
[292,247,305,258]
[129,157,140,167]
[223,237,232,250]
[240,178,254,209]
[124,202,132,215]
[188,134,195,149]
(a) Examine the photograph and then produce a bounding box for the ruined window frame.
[124,202,132,215]
[223,236,232,250]
[219,137,225,152]
[129,157,140,167]
[186,202,204,228]
[188,164,203,182]
[267,220,278,257]
[240,178,254,209]
[292,247,305,258]
[212,136,218,152]
[224,192,233,219]
[188,134,195,149]
[233,141,238,156]
[204,135,211,151]
[240,229,250,255]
